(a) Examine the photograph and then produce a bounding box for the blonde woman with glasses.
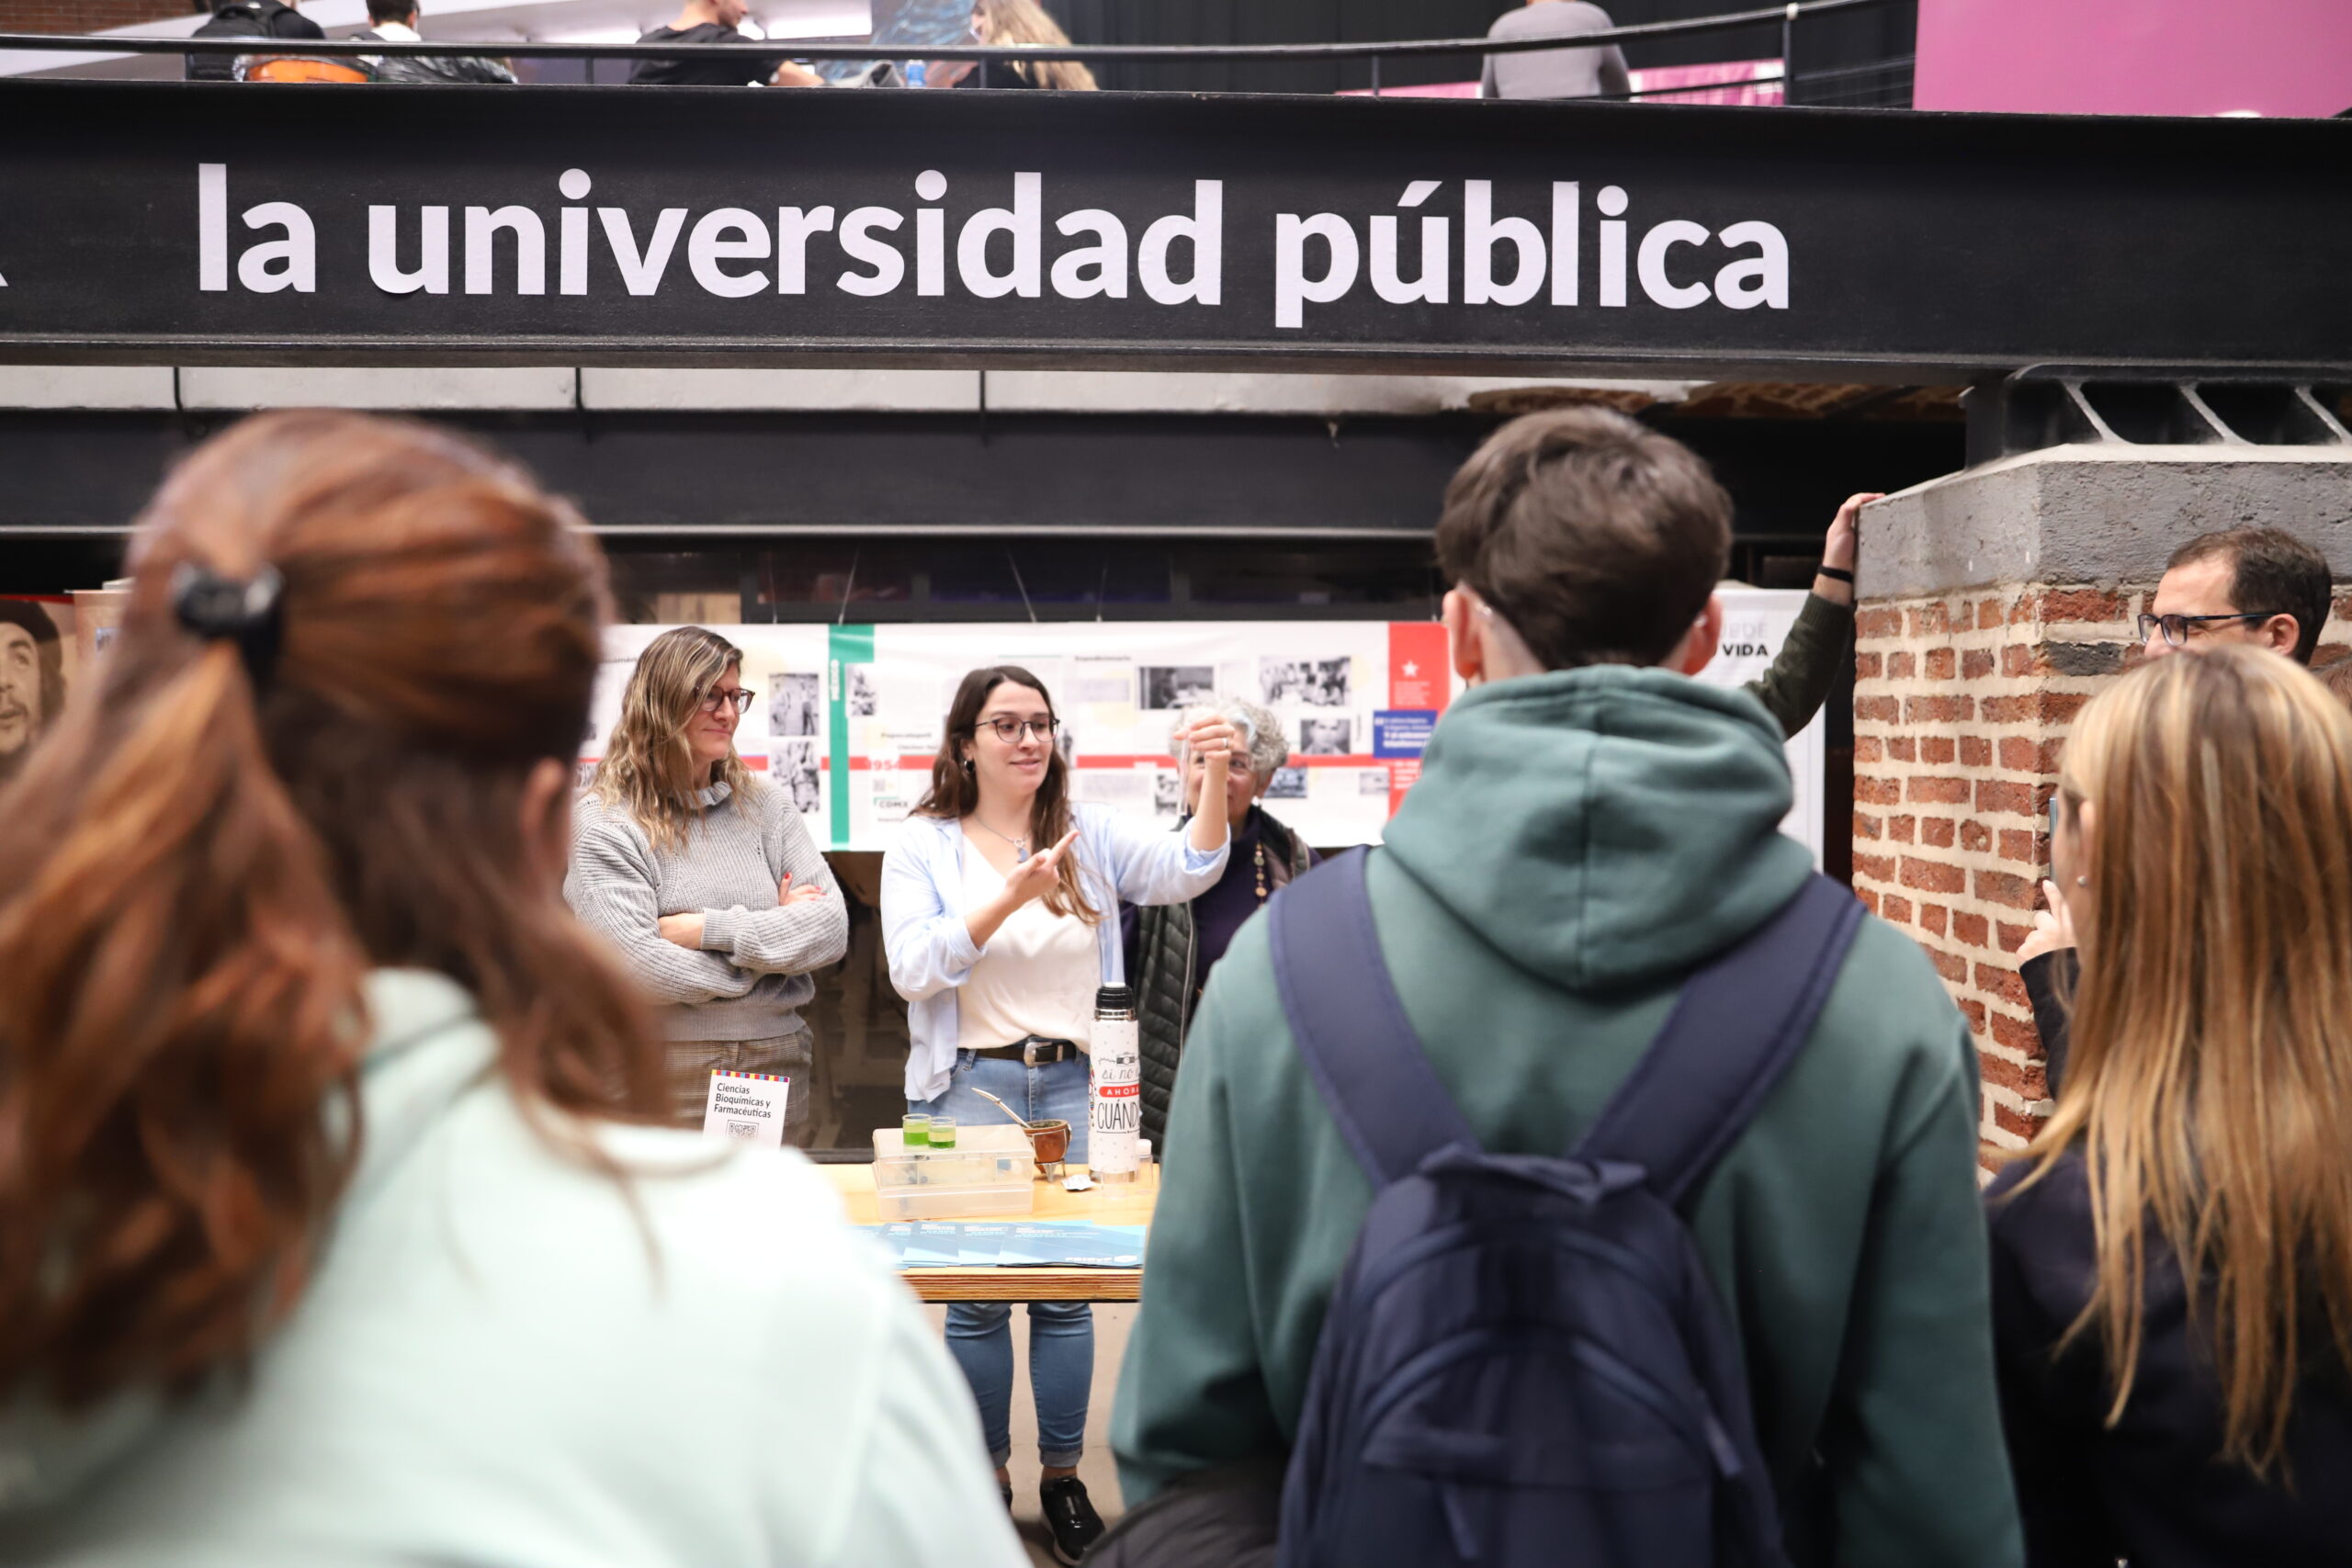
[568,626,846,1142]
[1988,644,2352,1566]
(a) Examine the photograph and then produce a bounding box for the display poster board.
[585,592,1822,864]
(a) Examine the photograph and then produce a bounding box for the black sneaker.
[1039,1475,1105,1565]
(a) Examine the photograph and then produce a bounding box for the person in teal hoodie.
[1112,408,2022,1568]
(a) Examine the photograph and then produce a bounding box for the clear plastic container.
[871,1124,1036,1222]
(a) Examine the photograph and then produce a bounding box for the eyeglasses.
[698,688,754,716]
[979,716,1057,743]
[2136,611,2281,648]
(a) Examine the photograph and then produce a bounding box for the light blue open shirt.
[882,803,1230,1102]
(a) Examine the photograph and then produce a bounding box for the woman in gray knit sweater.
[566,626,848,1144]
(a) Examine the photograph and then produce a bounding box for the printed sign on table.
[701,1069,789,1149]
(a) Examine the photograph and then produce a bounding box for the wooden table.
[823,1163,1159,1303]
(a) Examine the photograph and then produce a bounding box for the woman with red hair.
[0,412,1022,1566]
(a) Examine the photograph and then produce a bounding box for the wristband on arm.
[1816,566,1854,584]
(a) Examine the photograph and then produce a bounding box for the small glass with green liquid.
[901,1113,932,1149]
[928,1117,958,1150]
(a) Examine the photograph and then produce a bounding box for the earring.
[962,757,976,776]
[2074,874,2090,888]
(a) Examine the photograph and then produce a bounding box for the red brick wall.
[0,0,191,32]
[1855,584,2352,1166]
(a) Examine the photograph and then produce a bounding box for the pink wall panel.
[1915,0,2352,118]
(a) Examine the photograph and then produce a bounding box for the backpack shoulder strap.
[1574,874,1865,1203]
[1269,849,1477,1189]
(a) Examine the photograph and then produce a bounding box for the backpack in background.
[1269,852,1862,1568]
[185,0,304,80]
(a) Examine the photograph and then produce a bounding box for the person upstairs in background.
[1988,645,2352,1566]
[2018,524,2335,1092]
[354,0,516,83]
[184,0,322,80]
[881,666,1231,1564]
[1479,0,1631,101]
[0,411,1023,1567]
[1114,409,2021,1568]
[932,0,1097,90]
[629,0,823,86]
[0,597,63,786]
[1124,697,1310,1151]
[567,627,847,1146]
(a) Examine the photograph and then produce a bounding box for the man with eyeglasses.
[2021,525,2336,1090]
[2137,525,2334,665]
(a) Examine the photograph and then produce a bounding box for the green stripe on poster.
[827,625,873,849]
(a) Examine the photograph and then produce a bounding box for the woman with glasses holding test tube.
[568,626,847,1142]
[881,664,1232,1562]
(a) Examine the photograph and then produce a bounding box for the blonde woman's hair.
[2015,644,2352,1474]
[974,0,1096,90]
[588,626,758,852]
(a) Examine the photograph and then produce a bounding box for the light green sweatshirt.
[0,970,1024,1568]
[1113,666,2022,1568]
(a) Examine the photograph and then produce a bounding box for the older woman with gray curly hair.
[1123,695,1315,1147]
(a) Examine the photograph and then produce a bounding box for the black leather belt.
[970,1036,1080,1066]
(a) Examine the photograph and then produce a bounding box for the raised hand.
[1177,716,1238,769]
[2015,877,2078,964]
[1825,491,1883,575]
[1002,828,1081,908]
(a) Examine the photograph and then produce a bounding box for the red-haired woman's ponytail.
[0,626,367,1410]
[0,409,663,1416]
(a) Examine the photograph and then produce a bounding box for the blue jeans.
[910,1050,1092,1468]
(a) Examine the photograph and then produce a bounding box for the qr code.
[725,1121,760,1139]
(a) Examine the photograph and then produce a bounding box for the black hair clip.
[171,561,286,690]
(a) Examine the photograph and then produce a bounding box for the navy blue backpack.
[1267,851,1863,1568]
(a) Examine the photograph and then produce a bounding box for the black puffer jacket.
[355,29,517,84]
[1127,808,1311,1148]
[1988,1149,2352,1566]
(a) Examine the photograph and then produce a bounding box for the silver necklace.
[969,813,1031,862]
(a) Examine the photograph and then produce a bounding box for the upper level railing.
[0,0,1905,103]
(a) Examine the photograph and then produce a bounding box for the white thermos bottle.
[1090,984,1141,1181]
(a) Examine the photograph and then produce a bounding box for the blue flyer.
[870,1223,918,1265]
[957,1224,1013,1264]
[1373,709,1437,759]
[998,1224,1148,1268]
[903,1222,965,1266]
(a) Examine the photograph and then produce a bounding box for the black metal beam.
[0,81,2344,379]
[0,404,1962,544]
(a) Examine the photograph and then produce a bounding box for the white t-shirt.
[957,845,1100,1051]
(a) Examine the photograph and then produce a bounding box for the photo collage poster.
[0,594,80,793]
[582,592,1821,865]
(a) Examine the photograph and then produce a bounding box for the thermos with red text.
[1090,983,1140,1180]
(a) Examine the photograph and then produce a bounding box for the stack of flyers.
[861,1221,1148,1269]
[997,1224,1146,1269]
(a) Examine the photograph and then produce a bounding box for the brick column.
[1852,447,2352,1161]
[0,0,189,31]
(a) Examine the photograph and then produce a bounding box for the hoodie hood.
[1382,666,1814,994]
[0,970,494,1517]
